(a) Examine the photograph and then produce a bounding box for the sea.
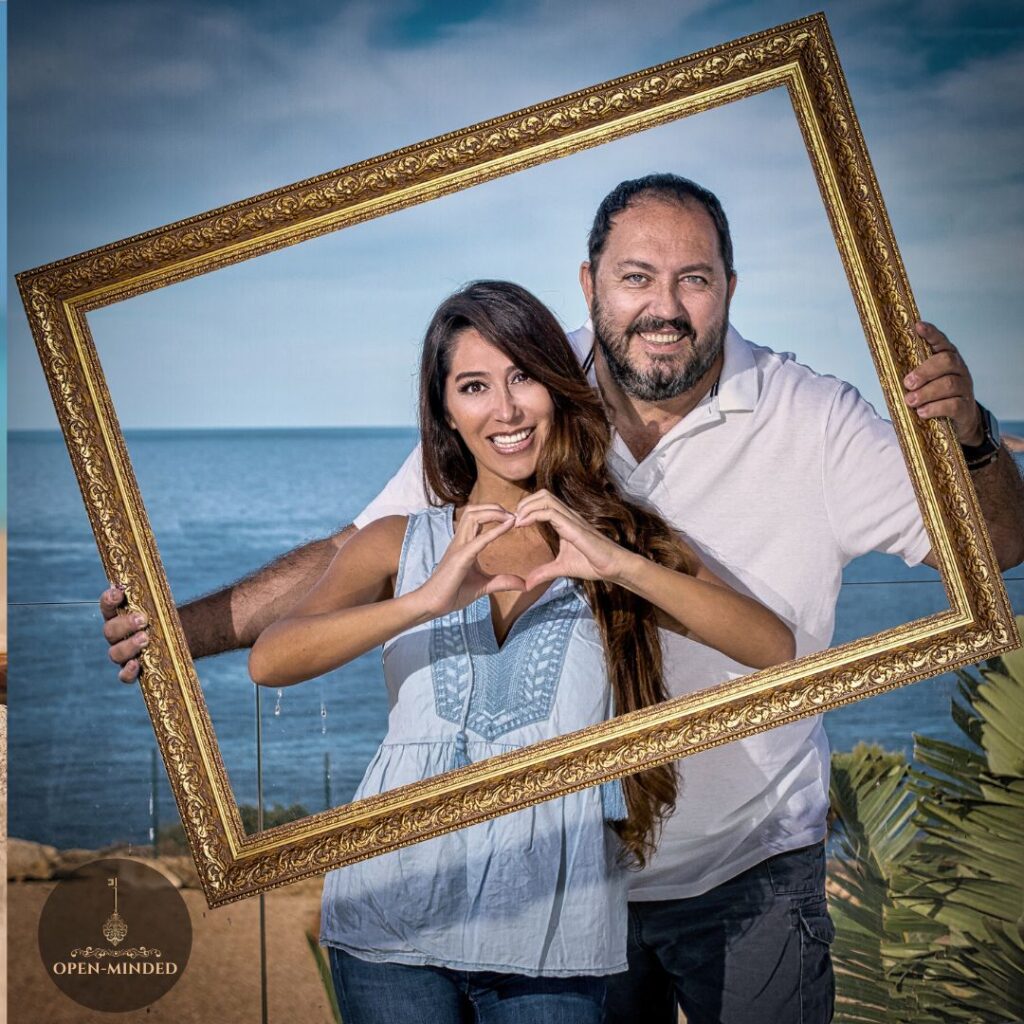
[8,426,1024,850]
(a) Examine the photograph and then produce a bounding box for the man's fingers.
[118,659,141,684]
[914,320,953,352]
[99,585,127,621]
[107,631,149,667]
[905,373,964,409]
[904,352,963,391]
[102,610,148,644]
[912,398,970,422]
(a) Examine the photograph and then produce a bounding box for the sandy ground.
[7,870,337,1023]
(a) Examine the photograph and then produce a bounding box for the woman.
[250,281,794,1023]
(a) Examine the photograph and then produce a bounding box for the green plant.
[829,618,1024,1023]
[306,931,343,1024]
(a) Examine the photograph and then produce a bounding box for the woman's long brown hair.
[419,280,694,866]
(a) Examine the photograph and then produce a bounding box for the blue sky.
[8,0,1024,428]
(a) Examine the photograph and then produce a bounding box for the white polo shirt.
[355,325,930,899]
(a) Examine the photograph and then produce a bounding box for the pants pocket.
[798,904,835,1023]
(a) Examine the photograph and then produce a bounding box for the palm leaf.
[828,617,1024,1022]
[887,623,1024,1022]
[829,744,927,1023]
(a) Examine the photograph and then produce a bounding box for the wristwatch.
[960,403,1001,470]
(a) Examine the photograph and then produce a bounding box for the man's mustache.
[627,315,695,337]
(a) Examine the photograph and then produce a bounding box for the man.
[103,175,1024,1022]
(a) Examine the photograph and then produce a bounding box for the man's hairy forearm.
[178,524,358,659]
[972,447,1024,570]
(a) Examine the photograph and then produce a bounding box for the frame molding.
[17,13,1018,906]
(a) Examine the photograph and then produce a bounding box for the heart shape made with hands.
[467,492,621,595]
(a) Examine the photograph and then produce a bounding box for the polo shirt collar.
[716,325,759,412]
[637,324,760,448]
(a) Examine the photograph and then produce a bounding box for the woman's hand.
[416,505,527,617]
[513,490,634,589]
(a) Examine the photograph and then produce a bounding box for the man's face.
[581,197,736,402]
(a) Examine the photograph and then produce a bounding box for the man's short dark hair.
[587,174,735,279]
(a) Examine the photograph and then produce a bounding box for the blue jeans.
[604,842,835,1024]
[328,948,606,1024]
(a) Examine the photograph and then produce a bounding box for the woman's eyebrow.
[453,366,518,381]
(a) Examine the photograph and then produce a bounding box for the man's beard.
[593,296,728,402]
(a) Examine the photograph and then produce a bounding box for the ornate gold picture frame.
[16,13,1018,907]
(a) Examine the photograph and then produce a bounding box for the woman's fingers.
[515,502,586,541]
[459,515,517,563]
[482,573,527,595]
[514,489,579,524]
[523,562,563,590]
[453,506,514,543]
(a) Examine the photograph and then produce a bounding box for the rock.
[7,838,59,881]
[54,848,100,872]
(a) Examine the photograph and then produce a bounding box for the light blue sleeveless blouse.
[320,506,628,976]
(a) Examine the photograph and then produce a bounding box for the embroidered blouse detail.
[431,588,585,742]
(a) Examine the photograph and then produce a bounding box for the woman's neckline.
[443,504,571,649]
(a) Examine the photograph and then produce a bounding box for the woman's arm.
[248,516,414,687]
[514,491,795,670]
[249,506,527,687]
[613,553,795,669]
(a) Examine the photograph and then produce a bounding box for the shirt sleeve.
[353,443,431,527]
[821,382,931,566]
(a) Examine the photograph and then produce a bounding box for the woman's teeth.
[490,428,534,451]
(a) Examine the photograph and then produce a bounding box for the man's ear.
[727,272,737,303]
[579,261,595,310]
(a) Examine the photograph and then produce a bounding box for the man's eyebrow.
[615,258,658,273]
[614,259,717,275]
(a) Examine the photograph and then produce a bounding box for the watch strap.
[961,403,1001,469]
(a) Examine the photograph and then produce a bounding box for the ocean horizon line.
[13,420,1024,439]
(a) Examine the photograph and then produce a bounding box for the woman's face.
[443,327,555,489]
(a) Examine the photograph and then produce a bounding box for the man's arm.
[904,322,1024,570]
[103,440,432,682]
[102,525,356,682]
[919,447,1024,570]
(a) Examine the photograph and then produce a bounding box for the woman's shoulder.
[357,514,411,543]
[339,515,409,575]
[354,507,453,568]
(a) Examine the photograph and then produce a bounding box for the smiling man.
[103,175,1024,1024]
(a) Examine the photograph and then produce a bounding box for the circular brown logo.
[38,858,192,1012]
